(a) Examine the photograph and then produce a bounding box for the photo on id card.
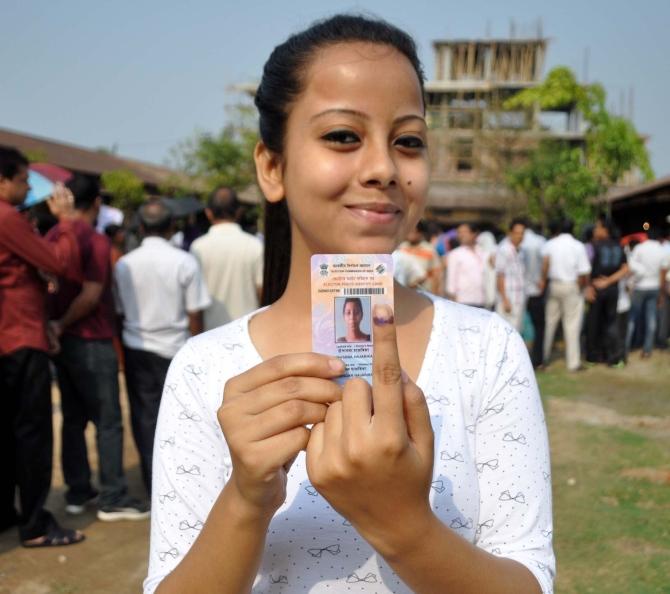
[311,254,394,385]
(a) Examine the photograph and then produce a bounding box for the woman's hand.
[218,353,344,518]
[306,305,435,557]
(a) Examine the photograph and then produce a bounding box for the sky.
[2,0,669,176]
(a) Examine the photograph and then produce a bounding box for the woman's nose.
[359,140,398,189]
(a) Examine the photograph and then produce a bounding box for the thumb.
[401,374,434,452]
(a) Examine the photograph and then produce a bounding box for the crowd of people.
[1,141,668,556]
[1,19,668,588]
[394,216,670,371]
[0,147,263,547]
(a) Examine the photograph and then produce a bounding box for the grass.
[540,353,670,594]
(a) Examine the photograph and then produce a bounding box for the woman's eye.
[395,135,425,149]
[322,130,360,145]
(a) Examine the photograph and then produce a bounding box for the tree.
[504,66,653,226]
[100,169,145,210]
[169,104,258,194]
[506,142,601,228]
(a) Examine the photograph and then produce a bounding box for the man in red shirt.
[47,174,149,521]
[0,147,84,547]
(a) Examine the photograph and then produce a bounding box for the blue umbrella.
[22,170,55,208]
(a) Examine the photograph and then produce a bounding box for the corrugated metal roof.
[599,175,670,204]
[0,127,180,187]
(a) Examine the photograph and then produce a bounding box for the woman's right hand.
[218,353,344,517]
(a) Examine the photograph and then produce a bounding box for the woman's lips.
[345,205,401,224]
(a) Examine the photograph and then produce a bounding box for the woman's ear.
[254,141,285,203]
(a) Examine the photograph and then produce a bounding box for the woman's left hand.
[306,304,435,557]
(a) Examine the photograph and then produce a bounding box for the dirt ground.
[1,353,669,594]
[0,377,150,594]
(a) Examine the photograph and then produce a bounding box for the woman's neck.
[345,328,365,341]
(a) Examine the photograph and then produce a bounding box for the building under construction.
[424,36,585,226]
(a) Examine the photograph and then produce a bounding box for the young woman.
[337,297,371,343]
[145,15,554,594]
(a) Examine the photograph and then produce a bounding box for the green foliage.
[100,169,145,210]
[170,104,258,193]
[588,115,654,186]
[507,141,601,228]
[504,66,653,226]
[24,148,49,163]
[504,66,582,111]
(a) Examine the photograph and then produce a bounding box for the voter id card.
[311,254,394,385]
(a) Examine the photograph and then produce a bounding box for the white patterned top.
[144,296,555,594]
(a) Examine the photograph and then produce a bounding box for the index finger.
[371,304,405,429]
[231,352,345,393]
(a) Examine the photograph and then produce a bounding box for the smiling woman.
[145,14,554,594]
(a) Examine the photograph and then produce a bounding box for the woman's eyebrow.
[394,114,427,126]
[310,109,425,126]
[310,108,367,122]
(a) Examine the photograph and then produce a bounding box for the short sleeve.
[494,245,509,275]
[179,255,211,313]
[474,316,555,593]
[446,251,458,294]
[144,341,229,594]
[112,261,125,315]
[254,242,264,288]
[576,242,591,276]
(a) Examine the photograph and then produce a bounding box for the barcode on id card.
[343,288,385,295]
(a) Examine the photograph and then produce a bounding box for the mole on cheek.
[407,180,412,186]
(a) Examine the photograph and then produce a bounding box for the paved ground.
[0,377,150,594]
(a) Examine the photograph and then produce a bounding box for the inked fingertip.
[372,304,394,326]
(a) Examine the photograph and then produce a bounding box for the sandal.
[22,523,86,548]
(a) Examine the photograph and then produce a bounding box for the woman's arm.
[306,308,552,594]
[156,481,273,594]
[370,510,542,594]
[146,342,344,594]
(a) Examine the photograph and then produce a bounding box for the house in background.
[598,176,670,236]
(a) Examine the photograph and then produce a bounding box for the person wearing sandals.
[0,147,84,547]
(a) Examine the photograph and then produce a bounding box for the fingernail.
[329,358,345,373]
[372,304,394,326]
[401,369,409,384]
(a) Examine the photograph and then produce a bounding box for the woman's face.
[277,41,429,256]
[343,301,363,331]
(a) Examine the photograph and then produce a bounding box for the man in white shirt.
[495,218,526,331]
[626,228,670,357]
[446,223,487,307]
[190,187,263,330]
[657,229,670,347]
[521,224,547,367]
[114,200,211,494]
[541,218,591,371]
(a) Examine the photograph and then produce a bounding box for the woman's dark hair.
[256,14,425,305]
[342,297,363,314]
